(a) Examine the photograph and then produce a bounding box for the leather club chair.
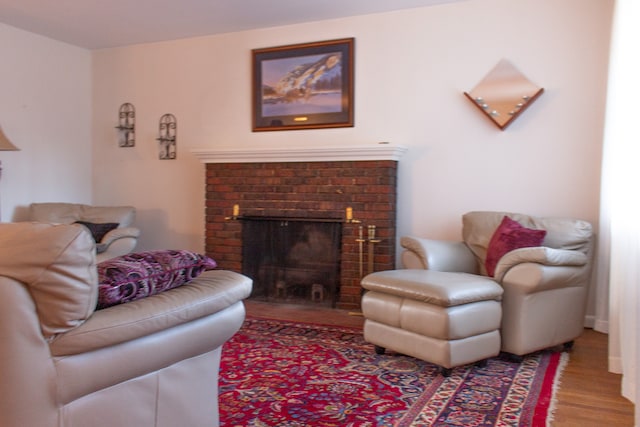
[28,202,141,262]
[400,211,594,357]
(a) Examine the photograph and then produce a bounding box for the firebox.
[242,218,342,307]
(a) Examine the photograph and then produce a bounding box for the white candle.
[346,207,353,221]
[233,204,239,217]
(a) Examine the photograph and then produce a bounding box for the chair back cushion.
[0,222,98,338]
[29,203,136,228]
[462,211,593,275]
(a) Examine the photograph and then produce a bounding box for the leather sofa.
[0,222,252,427]
[28,202,141,262]
[400,211,594,356]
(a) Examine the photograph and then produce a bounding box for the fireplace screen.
[242,219,342,307]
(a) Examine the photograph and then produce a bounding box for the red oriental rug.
[219,317,567,426]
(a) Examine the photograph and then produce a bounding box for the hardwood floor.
[244,300,635,426]
[551,328,635,426]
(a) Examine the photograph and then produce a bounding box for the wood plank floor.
[244,300,635,426]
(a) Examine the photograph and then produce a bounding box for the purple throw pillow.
[485,216,546,277]
[97,249,217,309]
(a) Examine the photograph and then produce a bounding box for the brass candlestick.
[350,225,367,318]
[225,204,240,220]
[356,226,365,279]
[345,206,361,224]
[367,225,381,275]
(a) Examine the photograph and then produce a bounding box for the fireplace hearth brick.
[204,160,398,310]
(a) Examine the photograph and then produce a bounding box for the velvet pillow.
[74,220,119,242]
[96,249,217,309]
[485,216,546,277]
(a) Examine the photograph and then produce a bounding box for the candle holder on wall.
[225,204,241,220]
[344,206,361,224]
[156,113,177,159]
[115,103,135,147]
[464,59,544,130]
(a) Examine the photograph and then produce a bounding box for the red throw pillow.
[485,216,546,277]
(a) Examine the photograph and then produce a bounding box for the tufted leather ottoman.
[360,269,503,376]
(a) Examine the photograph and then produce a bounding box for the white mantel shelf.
[190,143,408,163]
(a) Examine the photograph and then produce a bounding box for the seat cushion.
[50,270,252,356]
[361,269,503,307]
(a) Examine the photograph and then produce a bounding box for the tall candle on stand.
[367,225,376,275]
[346,207,353,221]
[233,204,239,217]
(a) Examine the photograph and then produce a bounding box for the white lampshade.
[0,126,20,151]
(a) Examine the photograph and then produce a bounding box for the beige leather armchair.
[401,211,593,357]
[28,202,141,262]
[0,222,252,427]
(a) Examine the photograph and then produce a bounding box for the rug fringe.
[545,351,570,427]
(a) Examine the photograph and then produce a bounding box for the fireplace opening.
[242,218,342,307]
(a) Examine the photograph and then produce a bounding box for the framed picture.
[252,38,354,132]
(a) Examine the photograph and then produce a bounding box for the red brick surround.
[204,160,398,310]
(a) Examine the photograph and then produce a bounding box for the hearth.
[192,143,407,310]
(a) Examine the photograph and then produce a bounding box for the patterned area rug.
[219,317,567,426]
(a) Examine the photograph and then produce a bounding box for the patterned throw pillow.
[96,250,217,309]
[74,221,119,242]
[485,216,546,277]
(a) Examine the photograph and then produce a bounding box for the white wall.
[0,24,92,221]
[92,0,613,257]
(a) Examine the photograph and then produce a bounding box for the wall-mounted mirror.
[464,59,543,130]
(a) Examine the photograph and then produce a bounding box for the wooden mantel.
[190,142,407,163]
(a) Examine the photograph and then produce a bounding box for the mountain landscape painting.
[261,52,343,117]
[252,38,354,131]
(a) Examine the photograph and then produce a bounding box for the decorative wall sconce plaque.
[464,59,544,130]
[115,103,135,147]
[157,113,177,160]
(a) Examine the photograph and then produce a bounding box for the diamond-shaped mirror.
[464,59,544,130]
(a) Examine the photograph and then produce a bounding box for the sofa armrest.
[49,270,252,356]
[499,261,589,294]
[100,227,140,246]
[96,227,141,261]
[494,247,587,282]
[400,236,478,273]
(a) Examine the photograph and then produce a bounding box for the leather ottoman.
[360,269,503,376]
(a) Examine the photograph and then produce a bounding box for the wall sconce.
[0,124,20,222]
[464,59,544,130]
[157,113,177,160]
[115,103,135,147]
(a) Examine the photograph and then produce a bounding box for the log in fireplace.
[193,144,406,310]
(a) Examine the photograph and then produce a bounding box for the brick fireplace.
[192,144,406,310]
